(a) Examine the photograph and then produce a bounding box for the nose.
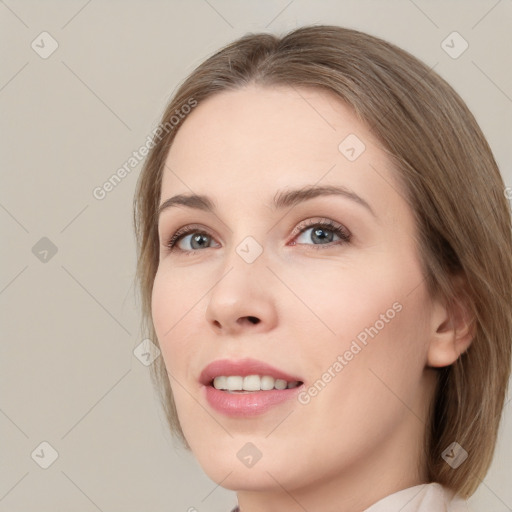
[204,255,278,336]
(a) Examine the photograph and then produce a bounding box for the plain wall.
[1,1,511,511]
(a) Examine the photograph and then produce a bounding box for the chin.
[191,440,312,494]
[201,460,291,491]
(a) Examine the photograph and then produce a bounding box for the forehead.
[160,85,401,216]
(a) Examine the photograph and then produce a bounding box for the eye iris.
[190,233,210,249]
[311,227,334,244]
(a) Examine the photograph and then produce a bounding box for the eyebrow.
[157,184,376,218]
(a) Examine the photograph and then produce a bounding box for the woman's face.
[152,85,438,494]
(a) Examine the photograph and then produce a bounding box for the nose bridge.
[204,222,276,333]
[223,201,280,262]
[223,212,269,268]
[213,230,267,302]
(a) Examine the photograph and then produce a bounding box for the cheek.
[151,262,208,324]
[303,256,431,418]
[151,266,201,374]
[282,249,414,343]
[291,242,430,394]
[287,282,431,477]
[151,269,172,345]
[151,267,207,426]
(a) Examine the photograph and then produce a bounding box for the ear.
[427,274,476,368]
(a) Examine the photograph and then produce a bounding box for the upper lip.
[199,358,303,386]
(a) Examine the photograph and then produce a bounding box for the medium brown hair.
[133,25,512,498]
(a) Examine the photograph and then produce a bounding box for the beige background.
[1,1,511,511]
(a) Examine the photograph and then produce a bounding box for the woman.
[133,25,512,511]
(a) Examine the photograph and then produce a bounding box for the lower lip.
[203,384,303,417]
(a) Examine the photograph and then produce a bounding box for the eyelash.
[164,218,351,255]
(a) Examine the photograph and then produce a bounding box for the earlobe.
[426,277,476,368]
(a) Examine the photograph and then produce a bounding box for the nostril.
[247,316,260,324]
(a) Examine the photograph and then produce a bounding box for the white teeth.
[212,375,301,392]
[213,376,227,389]
[225,376,243,390]
[243,375,261,391]
[260,375,275,390]
[274,379,287,390]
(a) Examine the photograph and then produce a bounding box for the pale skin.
[151,85,474,512]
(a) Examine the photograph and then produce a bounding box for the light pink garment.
[364,482,472,511]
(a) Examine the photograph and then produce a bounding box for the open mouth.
[201,362,305,416]
[209,375,304,393]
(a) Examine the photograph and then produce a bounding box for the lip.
[199,358,304,417]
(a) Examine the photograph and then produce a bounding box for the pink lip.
[199,358,304,417]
